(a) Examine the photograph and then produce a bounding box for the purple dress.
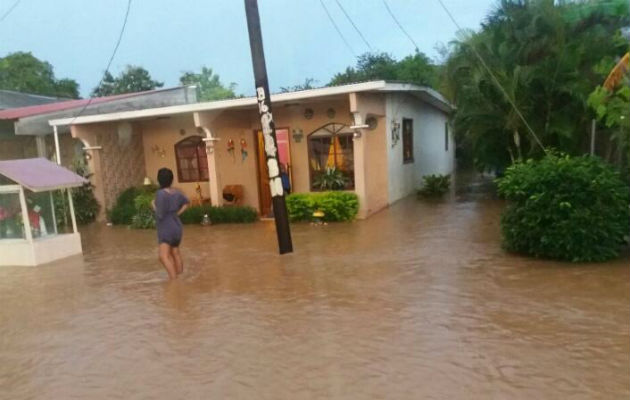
[154,189,189,247]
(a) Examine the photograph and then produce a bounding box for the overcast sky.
[1,0,496,97]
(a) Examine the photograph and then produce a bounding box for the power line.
[334,0,372,51]
[319,0,356,57]
[382,0,419,51]
[434,0,546,152]
[69,0,133,124]
[0,0,20,24]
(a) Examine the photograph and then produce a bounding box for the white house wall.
[386,93,454,204]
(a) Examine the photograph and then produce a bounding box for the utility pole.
[244,0,293,254]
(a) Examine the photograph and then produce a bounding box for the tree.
[179,67,236,101]
[91,65,163,97]
[442,0,630,172]
[280,78,317,93]
[328,51,438,87]
[0,52,80,98]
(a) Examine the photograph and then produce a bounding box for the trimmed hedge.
[496,154,630,262]
[179,205,258,224]
[286,192,359,222]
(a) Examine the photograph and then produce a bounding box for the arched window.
[308,123,354,190]
[174,136,208,183]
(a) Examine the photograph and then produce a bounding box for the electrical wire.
[334,0,372,51]
[68,0,133,124]
[319,0,356,57]
[382,0,419,51]
[0,0,20,24]
[434,0,546,152]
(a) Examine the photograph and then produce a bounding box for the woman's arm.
[177,203,189,216]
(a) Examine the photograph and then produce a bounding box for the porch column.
[349,93,369,218]
[193,112,222,207]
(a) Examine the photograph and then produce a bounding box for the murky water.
[1,195,628,399]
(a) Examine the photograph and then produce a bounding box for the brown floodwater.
[0,193,628,399]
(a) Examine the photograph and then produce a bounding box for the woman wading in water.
[152,168,189,280]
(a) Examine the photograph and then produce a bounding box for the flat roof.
[49,81,454,127]
[0,158,87,192]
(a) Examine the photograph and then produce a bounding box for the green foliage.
[53,159,100,225]
[286,192,359,222]
[179,66,237,101]
[179,205,258,224]
[312,167,349,191]
[109,185,157,225]
[418,174,451,197]
[91,65,164,97]
[280,78,316,93]
[587,79,630,167]
[0,52,79,98]
[443,0,630,172]
[130,192,156,229]
[496,154,630,262]
[329,51,438,87]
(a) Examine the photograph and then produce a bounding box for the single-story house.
[0,86,198,166]
[49,81,455,219]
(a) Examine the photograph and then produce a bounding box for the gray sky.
[1,0,495,97]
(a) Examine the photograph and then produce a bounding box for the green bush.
[130,192,155,229]
[109,185,157,225]
[286,192,359,222]
[418,174,451,197]
[54,159,100,225]
[496,154,630,262]
[180,205,258,224]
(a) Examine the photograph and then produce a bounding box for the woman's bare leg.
[159,243,177,279]
[171,247,184,275]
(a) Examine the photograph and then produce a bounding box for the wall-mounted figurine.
[240,138,248,162]
[227,139,235,161]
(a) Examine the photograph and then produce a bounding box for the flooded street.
[0,196,628,399]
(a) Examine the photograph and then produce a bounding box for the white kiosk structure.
[0,158,86,266]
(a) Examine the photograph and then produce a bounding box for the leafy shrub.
[312,167,349,191]
[54,159,100,225]
[109,185,157,225]
[179,205,258,224]
[496,154,629,262]
[130,192,155,229]
[418,174,451,197]
[286,192,359,222]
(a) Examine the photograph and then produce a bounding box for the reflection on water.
[0,195,628,399]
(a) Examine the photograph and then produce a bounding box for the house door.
[255,128,291,217]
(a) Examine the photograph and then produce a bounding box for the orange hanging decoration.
[240,138,248,162]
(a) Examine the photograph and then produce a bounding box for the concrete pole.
[244,0,293,254]
[67,189,78,234]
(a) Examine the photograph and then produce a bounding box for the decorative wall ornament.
[292,128,304,143]
[304,108,314,120]
[391,120,401,148]
[240,138,248,162]
[326,108,336,119]
[227,139,235,161]
[151,145,166,158]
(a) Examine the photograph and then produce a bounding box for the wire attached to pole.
[319,0,357,57]
[68,0,133,125]
[334,0,372,51]
[382,0,419,52]
[435,0,546,152]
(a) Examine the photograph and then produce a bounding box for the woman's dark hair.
[157,168,174,188]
